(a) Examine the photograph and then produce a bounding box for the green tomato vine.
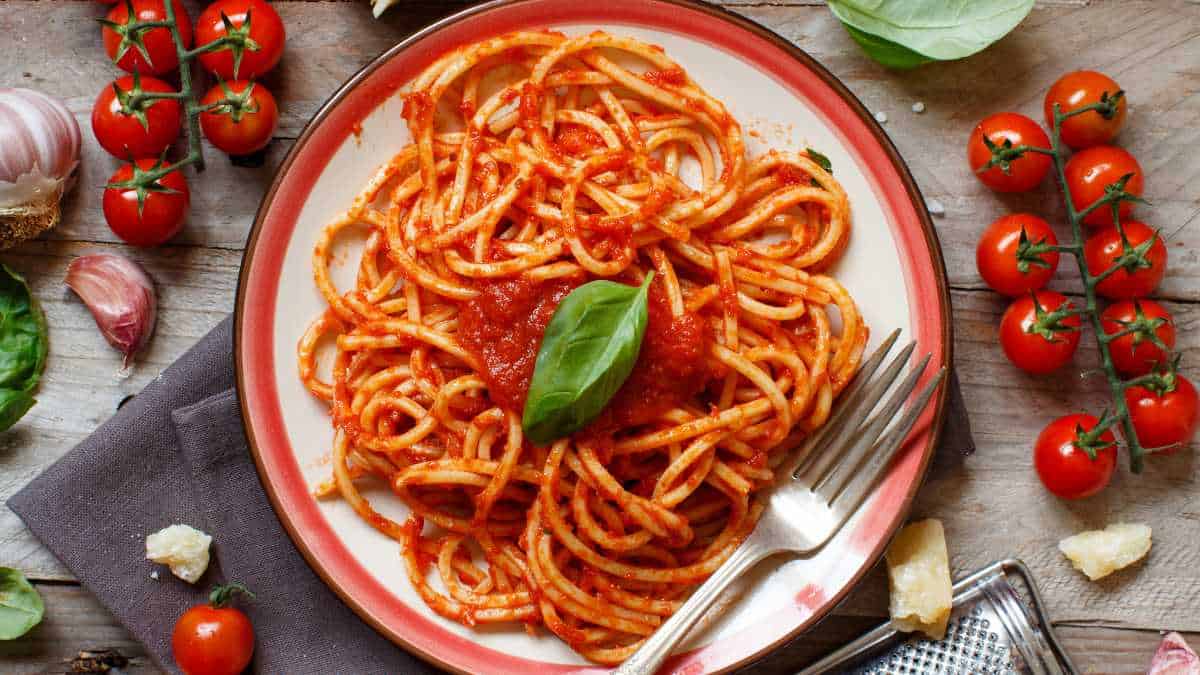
[990,94,1179,473]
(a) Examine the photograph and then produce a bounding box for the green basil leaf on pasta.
[522,274,653,446]
[827,0,1034,65]
[0,567,44,640]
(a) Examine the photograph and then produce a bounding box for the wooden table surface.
[2,0,1198,672]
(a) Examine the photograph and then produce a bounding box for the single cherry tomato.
[1044,71,1126,150]
[91,75,182,159]
[999,290,1081,375]
[1123,372,1200,451]
[102,0,193,75]
[172,584,255,675]
[1126,375,1198,454]
[1084,220,1166,300]
[195,0,286,80]
[1064,145,1144,227]
[1101,300,1175,377]
[1034,413,1117,499]
[102,158,190,247]
[967,113,1052,193]
[199,81,279,156]
[976,213,1060,297]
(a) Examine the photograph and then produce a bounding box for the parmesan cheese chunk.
[146,524,212,584]
[1058,522,1151,581]
[885,518,952,640]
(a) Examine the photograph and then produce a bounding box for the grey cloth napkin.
[7,315,971,674]
[7,317,436,674]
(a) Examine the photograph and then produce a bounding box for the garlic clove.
[65,254,157,367]
[1148,632,1200,675]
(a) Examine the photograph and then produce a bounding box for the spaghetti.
[299,30,866,664]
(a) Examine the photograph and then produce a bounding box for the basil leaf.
[522,274,653,446]
[806,148,834,174]
[0,389,35,432]
[0,567,44,640]
[827,0,1034,63]
[0,266,46,432]
[0,265,46,391]
[841,24,935,70]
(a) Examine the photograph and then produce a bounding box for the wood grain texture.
[0,583,1193,674]
[0,0,1198,668]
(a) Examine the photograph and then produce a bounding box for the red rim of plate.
[234,1,953,673]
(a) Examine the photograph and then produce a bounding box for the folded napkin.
[7,316,972,674]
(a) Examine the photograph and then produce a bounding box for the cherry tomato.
[172,586,255,675]
[102,0,193,75]
[1064,145,1144,227]
[976,213,1060,297]
[199,81,279,156]
[999,290,1081,375]
[1126,375,1198,454]
[1044,71,1126,150]
[1084,220,1166,300]
[967,113,1052,193]
[91,75,182,159]
[102,159,190,247]
[1101,300,1175,377]
[195,0,286,80]
[1034,414,1117,499]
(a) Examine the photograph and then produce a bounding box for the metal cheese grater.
[801,559,1078,675]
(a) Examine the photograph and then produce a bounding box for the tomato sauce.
[553,125,605,156]
[775,164,811,186]
[458,276,582,413]
[642,67,687,88]
[458,278,713,433]
[597,285,711,429]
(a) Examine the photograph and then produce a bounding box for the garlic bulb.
[0,88,82,248]
[65,254,157,366]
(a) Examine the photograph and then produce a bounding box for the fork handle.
[615,543,769,675]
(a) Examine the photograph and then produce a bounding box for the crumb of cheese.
[1059,522,1151,581]
[886,518,952,640]
[146,524,212,584]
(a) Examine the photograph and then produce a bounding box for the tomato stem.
[209,581,255,608]
[1044,101,1155,473]
[108,0,246,184]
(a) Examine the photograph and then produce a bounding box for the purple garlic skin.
[1148,632,1200,675]
[66,253,157,367]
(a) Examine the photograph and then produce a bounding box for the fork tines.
[790,329,946,513]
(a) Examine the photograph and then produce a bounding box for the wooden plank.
[0,583,156,675]
[1,581,1193,674]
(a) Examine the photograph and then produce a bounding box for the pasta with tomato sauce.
[298,29,865,664]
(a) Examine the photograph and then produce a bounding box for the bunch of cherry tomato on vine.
[92,0,286,246]
[968,70,1196,501]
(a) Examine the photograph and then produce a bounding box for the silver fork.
[615,329,946,675]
